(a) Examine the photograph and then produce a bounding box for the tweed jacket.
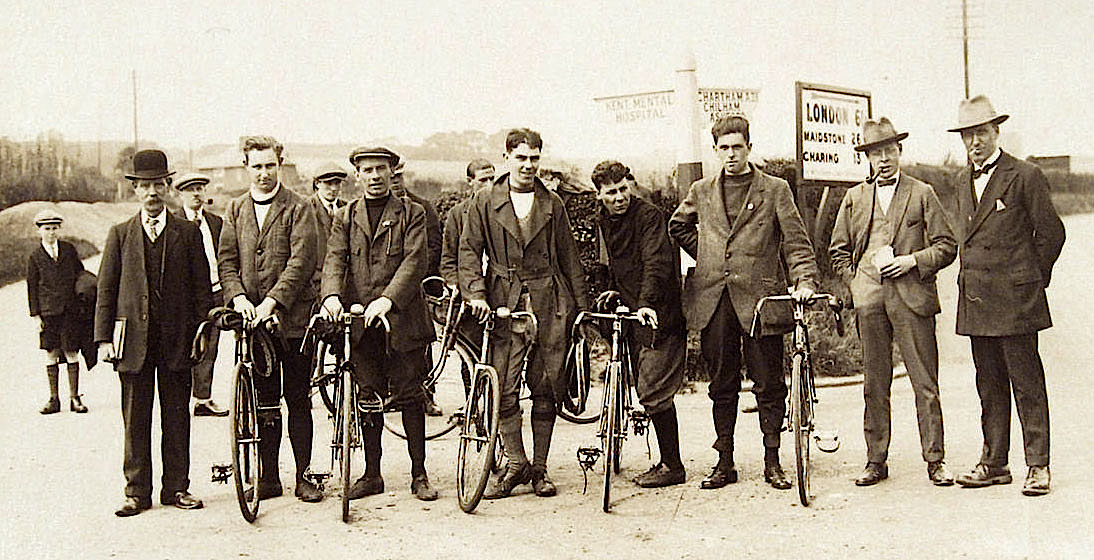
[669,164,819,335]
[955,151,1065,336]
[829,173,956,316]
[306,194,346,287]
[27,240,84,317]
[440,197,472,286]
[321,195,434,352]
[218,187,317,339]
[94,212,213,372]
[458,175,589,399]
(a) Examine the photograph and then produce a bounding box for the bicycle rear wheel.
[456,364,500,513]
[340,364,356,523]
[231,363,261,523]
[791,353,813,506]
[602,362,621,512]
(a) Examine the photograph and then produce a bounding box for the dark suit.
[830,174,957,463]
[94,212,213,503]
[439,197,470,286]
[670,165,819,453]
[176,208,223,401]
[218,186,317,482]
[955,151,1065,468]
[27,241,84,352]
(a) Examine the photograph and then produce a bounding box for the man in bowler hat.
[947,96,1065,496]
[173,172,228,417]
[829,117,957,487]
[96,149,213,516]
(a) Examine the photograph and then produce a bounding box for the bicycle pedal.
[210,463,232,483]
[303,471,331,491]
[576,447,602,471]
[814,430,840,453]
[629,411,650,435]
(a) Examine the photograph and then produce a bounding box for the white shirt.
[141,209,165,241]
[510,190,535,220]
[875,172,899,214]
[251,185,280,229]
[41,240,59,260]
[972,149,1002,203]
[183,207,221,290]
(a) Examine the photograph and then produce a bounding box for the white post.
[674,49,704,200]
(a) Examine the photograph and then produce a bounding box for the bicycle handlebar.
[749,293,844,338]
[572,306,650,339]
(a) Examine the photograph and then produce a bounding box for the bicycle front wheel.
[231,363,261,523]
[602,362,621,512]
[791,353,813,506]
[456,364,500,513]
[340,364,357,523]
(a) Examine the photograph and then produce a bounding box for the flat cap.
[349,146,400,167]
[313,162,349,182]
[174,172,212,190]
[34,208,64,226]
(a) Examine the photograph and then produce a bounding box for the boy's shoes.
[70,396,88,413]
[40,398,60,415]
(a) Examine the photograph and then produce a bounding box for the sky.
[2,0,1091,168]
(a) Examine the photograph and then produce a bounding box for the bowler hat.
[125,149,175,181]
[34,208,64,226]
[854,117,908,152]
[174,172,211,191]
[947,95,1009,132]
[349,146,400,168]
[312,162,348,183]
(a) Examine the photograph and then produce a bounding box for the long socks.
[65,363,79,398]
[651,405,683,470]
[363,414,383,478]
[530,401,555,471]
[45,364,60,401]
[402,404,427,477]
[498,413,528,466]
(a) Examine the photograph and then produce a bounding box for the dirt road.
[2,216,1092,559]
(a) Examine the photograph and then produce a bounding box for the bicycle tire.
[456,364,500,513]
[231,363,261,523]
[557,378,604,425]
[314,340,338,416]
[383,340,468,440]
[341,363,355,523]
[602,362,620,512]
[791,353,813,506]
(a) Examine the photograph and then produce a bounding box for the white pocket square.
[995,199,1006,211]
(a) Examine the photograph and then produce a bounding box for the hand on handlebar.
[467,298,491,323]
[363,296,392,328]
[790,285,815,304]
[251,297,278,329]
[634,307,658,330]
[320,295,343,322]
[232,295,256,322]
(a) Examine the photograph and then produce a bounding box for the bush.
[0,236,98,287]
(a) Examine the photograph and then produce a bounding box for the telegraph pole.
[962,0,970,98]
[132,70,139,151]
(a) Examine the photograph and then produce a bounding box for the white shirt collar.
[976,149,1002,171]
[250,184,280,203]
[41,240,59,256]
[183,207,202,221]
[141,208,165,225]
[876,171,900,187]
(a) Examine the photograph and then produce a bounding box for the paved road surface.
[1,215,1092,559]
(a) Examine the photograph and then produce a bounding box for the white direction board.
[596,88,759,124]
[796,83,872,183]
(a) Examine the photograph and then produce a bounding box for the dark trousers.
[702,289,786,453]
[970,334,1050,467]
[191,290,221,400]
[119,363,192,502]
[253,338,313,479]
[857,293,944,464]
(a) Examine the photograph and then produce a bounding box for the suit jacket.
[458,175,589,399]
[440,197,471,285]
[829,173,956,316]
[955,151,1065,336]
[27,240,83,317]
[321,195,434,352]
[306,194,346,287]
[669,164,819,335]
[94,212,213,372]
[219,187,318,338]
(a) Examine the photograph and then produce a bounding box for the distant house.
[1027,155,1070,173]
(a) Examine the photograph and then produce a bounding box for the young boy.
[27,209,87,414]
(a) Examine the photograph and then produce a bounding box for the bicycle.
[302,304,382,523]
[573,302,650,513]
[750,293,844,507]
[203,307,280,523]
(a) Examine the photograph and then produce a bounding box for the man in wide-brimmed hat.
[96,149,214,516]
[946,96,1065,496]
[829,117,957,488]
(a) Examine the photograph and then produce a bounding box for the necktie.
[146,218,159,241]
[876,178,896,187]
[972,160,997,180]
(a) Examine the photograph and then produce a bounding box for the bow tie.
[972,160,997,180]
[876,178,896,187]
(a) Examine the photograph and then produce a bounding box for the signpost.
[595,87,759,126]
[794,82,871,247]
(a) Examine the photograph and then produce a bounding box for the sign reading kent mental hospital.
[595,88,760,125]
[795,82,872,183]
